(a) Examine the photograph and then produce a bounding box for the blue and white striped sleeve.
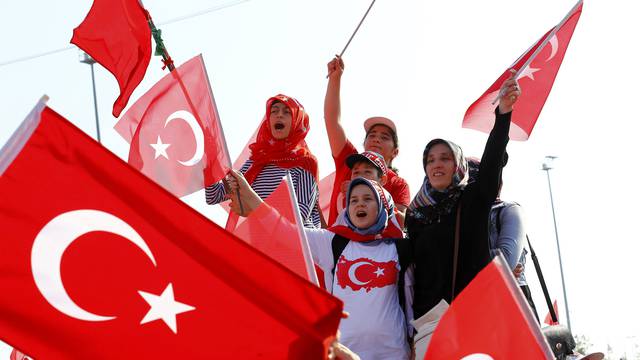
[205,160,251,205]
[290,168,319,227]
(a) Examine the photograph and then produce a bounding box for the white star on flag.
[138,283,195,334]
[517,65,540,81]
[374,267,384,277]
[150,136,171,159]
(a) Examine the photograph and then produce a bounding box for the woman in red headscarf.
[205,94,320,228]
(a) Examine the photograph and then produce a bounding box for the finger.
[503,79,517,88]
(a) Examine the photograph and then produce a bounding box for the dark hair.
[365,124,398,149]
[364,123,399,172]
[351,160,384,179]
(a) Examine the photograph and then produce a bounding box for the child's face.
[350,162,381,182]
[348,184,379,229]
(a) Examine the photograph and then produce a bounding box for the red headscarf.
[244,94,318,184]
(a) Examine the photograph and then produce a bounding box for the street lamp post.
[78,51,101,143]
[542,155,572,332]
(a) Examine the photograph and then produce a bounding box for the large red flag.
[232,175,318,284]
[71,0,151,117]
[463,0,583,140]
[114,55,231,198]
[0,100,342,359]
[424,256,554,359]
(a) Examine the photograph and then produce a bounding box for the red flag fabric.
[463,1,583,140]
[318,172,336,222]
[424,256,554,359]
[71,0,151,117]
[114,55,231,198]
[0,101,342,359]
[232,176,318,284]
[544,300,560,325]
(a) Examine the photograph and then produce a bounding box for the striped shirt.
[205,160,320,228]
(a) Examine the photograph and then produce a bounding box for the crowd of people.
[207,56,546,360]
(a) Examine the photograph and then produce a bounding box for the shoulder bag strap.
[451,202,463,300]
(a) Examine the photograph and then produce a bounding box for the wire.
[0,0,251,68]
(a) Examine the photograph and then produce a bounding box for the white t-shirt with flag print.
[305,228,412,360]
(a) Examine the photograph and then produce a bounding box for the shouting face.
[347,184,379,229]
[269,101,292,140]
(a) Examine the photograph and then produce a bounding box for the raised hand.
[498,68,521,114]
[327,55,345,79]
[227,170,263,216]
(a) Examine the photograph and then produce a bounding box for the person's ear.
[380,174,388,186]
[391,147,399,160]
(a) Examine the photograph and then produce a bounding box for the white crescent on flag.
[165,110,205,167]
[31,209,157,322]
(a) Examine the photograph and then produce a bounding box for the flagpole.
[515,0,582,80]
[492,0,582,104]
[144,10,244,213]
[338,0,377,57]
[200,55,244,214]
[145,11,175,72]
[285,173,319,286]
[325,0,377,78]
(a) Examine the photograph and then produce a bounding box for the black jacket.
[407,109,511,318]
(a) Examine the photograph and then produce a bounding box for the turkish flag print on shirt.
[115,54,231,198]
[463,1,583,140]
[335,256,398,292]
[424,256,553,359]
[0,101,342,359]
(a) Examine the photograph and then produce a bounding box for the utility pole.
[79,51,101,143]
[542,155,571,332]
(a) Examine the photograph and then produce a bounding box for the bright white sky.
[1,0,639,357]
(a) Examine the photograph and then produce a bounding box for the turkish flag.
[0,100,342,359]
[424,256,554,359]
[71,0,151,117]
[114,55,231,198]
[232,176,318,285]
[544,300,560,325]
[463,0,583,140]
[335,256,398,293]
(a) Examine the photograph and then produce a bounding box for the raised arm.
[227,170,334,269]
[476,70,520,203]
[324,56,348,157]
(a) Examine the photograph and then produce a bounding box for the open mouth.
[274,123,285,130]
[356,210,367,218]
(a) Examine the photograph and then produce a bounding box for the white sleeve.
[404,264,415,338]
[303,228,336,274]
